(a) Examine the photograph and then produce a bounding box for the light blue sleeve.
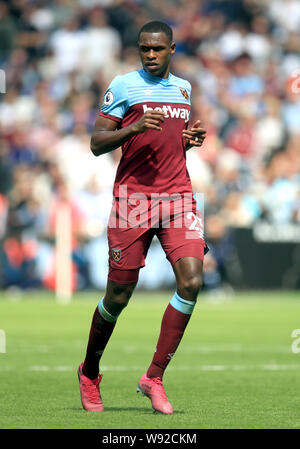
[186,81,192,106]
[100,76,129,120]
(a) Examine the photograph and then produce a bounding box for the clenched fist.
[130,110,166,134]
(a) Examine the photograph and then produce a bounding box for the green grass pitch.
[0,290,300,429]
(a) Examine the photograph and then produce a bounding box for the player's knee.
[112,289,133,308]
[178,274,202,301]
[106,282,136,312]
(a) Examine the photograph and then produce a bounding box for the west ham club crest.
[180,88,189,100]
[112,248,122,262]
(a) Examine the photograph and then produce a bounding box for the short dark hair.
[138,21,173,43]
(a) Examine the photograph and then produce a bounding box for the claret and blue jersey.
[99,69,193,198]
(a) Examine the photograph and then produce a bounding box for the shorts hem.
[167,242,206,266]
[108,266,141,284]
[107,275,139,284]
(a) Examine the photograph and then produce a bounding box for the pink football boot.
[137,373,174,414]
[77,363,104,412]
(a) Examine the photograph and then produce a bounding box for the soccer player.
[78,21,207,414]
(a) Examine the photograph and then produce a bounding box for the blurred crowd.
[0,0,299,292]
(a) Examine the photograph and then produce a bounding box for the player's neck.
[160,67,170,79]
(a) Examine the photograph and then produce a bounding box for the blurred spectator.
[255,95,285,161]
[269,0,300,34]
[218,23,248,61]
[244,15,272,67]
[0,141,13,195]
[225,100,258,159]
[81,7,121,75]
[282,74,300,135]
[0,1,16,63]
[261,152,298,223]
[203,214,242,289]
[228,52,264,98]
[1,166,43,288]
[50,15,86,73]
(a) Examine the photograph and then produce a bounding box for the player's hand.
[182,120,206,147]
[130,110,166,134]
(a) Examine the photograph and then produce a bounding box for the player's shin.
[146,292,195,379]
[82,297,120,380]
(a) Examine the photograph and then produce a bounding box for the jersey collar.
[140,69,172,85]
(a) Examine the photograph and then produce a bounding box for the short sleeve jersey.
[99,69,193,199]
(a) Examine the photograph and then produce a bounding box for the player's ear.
[170,42,176,55]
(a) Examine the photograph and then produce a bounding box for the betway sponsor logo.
[143,104,190,122]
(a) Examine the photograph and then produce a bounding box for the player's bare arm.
[90,110,166,156]
[183,120,206,151]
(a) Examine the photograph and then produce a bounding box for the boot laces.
[151,377,167,400]
[83,374,102,403]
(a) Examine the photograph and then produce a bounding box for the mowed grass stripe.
[0,291,300,429]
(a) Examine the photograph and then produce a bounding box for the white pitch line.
[0,364,299,373]
[123,344,292,354]
[30,365,49,371]
[10,343,291,355]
